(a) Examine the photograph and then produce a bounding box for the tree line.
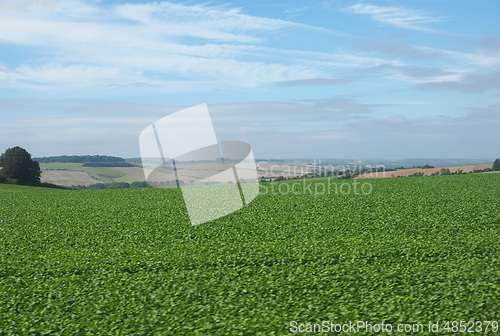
[35,155,127,164]
[82,162,134,167]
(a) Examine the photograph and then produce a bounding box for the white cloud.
[5,1,489,93]
[0,1,342,90]
[346,4,442,32]
[113,2,304,42]
[0,0,408,93]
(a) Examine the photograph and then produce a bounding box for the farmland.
[37,160,310,187]
[356,164,494,179]
[39,163,145,186]
[38,161,495,187]
[0,173,499,335]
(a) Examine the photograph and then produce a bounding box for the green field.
[1,174,499,335]
[39,162,143,185]
[41,162,126,179]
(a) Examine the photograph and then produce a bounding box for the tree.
[493,158,500,171]
[1,146,41,185]
[440,168,451,175]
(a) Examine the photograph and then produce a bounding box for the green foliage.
[106,182,130,189]
[0,146,41,185]
[130,181,150,188]
[473,168,493,173]
[0,174,499,334]
[35,155,126,164]
[440,168,451,175]
[493,158,500,171]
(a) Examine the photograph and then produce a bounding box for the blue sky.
[0,0,499,159]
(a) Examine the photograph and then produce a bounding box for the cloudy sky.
[0,0,499,159]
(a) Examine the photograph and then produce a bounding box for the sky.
[0,0,499,159]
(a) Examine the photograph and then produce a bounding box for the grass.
[0,183,56,193]
[0,174,499,335]
[81,167,127,180]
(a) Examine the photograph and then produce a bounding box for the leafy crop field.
[1,174,499,335]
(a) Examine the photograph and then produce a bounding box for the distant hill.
[363,158,494,169]
[256,158,493,168]
[356,163,496,179]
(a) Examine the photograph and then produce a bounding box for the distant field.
[356,164,494,179]
[40,160,309,186]
[82,167,126,180]
[39,162,145,186]
[108,167,151,183]
[1,173,499,334]
[41,171,101,186]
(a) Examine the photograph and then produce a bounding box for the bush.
[39,182,68,189]
[106,182,130,189]
[440,168,451,175]
[130,181,149,188]
[90,183,108,190]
